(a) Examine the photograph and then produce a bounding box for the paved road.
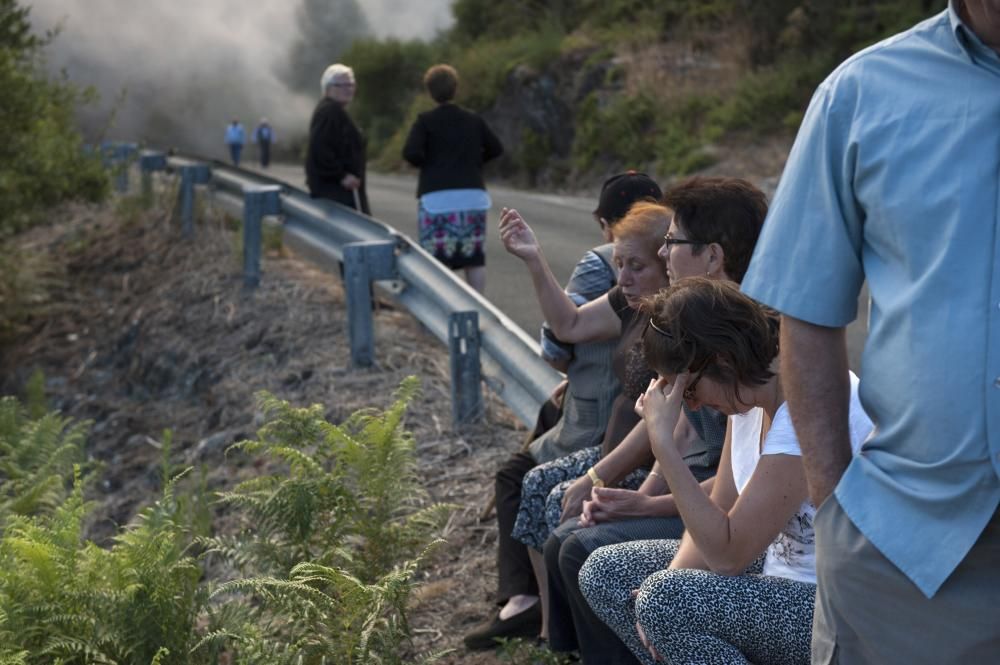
[263,164,601,340]
[258,164,868,373]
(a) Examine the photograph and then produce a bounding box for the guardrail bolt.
[177,163,211,237]
[242,185,282,289]
[449,311,483,424]
[344,240,397,367]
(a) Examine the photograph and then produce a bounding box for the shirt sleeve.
[539,250,615,362]
[741,78,866,327]
[761,405,802,457]
[481,116,504,163]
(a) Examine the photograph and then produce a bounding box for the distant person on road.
[305,63,370,214]
[402,63,503,293]
[253,117,274,168]
[224,118,245,167]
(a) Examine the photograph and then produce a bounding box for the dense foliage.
[0,377,452,664]
[0,0,107,236]
[345,0,941,181]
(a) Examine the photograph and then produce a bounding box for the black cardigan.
[305,97,370,213]
[402,103,504,197]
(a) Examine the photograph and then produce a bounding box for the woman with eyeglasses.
[579,278,873,665]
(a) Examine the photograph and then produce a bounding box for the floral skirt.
[510,446,649,551]
[418,204,487,270]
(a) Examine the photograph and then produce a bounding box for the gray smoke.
[26,0,453,159]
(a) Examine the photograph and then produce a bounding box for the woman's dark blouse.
[602,285,658,453]
[305,97,370,213]
[402,103,504,197]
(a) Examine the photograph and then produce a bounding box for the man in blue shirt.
[741,1,999,662]
[253,118,274,168]
[224,119,245,167]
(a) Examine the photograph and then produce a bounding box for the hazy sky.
[26,0,454,156]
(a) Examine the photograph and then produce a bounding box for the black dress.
[305,97,370,214]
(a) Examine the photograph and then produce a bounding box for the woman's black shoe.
[463,602,542,650]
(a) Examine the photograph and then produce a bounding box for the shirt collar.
[949,0,1000,70]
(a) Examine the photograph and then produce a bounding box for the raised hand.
[498,207,541,261]
[639,375,688,457]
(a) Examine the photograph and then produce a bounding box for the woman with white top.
[579,278,873,664]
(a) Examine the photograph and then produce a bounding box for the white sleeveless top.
[729,372,873,584]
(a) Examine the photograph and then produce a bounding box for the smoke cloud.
[26,0,453,159]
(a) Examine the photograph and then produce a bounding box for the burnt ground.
[0,193,537,664]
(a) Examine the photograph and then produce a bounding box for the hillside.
[340,0,939,188]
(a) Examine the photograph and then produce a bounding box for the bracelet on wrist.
[587,466,605,488]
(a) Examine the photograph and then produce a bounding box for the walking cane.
[352,188,362,213]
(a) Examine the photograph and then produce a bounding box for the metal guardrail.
[120,148,561,427]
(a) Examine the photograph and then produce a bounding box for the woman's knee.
[558,533,591,583]
[543,532,563,574]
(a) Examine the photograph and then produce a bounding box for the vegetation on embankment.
[342,0,939,186]
[0,0,109,341]
[0,379,457,663]
[0,0,108,234]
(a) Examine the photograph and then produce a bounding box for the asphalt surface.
[263,163,602,339]
[257,163,868,373]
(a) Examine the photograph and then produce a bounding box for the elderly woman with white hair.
[305,63,370,214]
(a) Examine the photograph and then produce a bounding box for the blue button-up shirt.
[741,3,1000,598]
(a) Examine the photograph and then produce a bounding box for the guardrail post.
[242,185,282,289]
[344,240,397,367]
[112,143,137,193]
[139,150,166,206]
[177,163,211,237]
[449,311,483,424]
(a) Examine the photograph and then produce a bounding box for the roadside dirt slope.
[0,195,529,664]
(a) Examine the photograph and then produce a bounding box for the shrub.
[340,38,436,158]
[0,396,87,521]
[0,375,453,663]
[0,468,205,664]
[0,0,108,236]
[572,90,660,172]
[202,377,454,662]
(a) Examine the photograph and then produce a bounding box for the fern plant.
[207,376,452,581]
[0,396,88,522]
[0,468,206,664]
[203,377,455,663]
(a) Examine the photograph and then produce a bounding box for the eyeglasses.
[331,82,356,88]
[662,235,703,248]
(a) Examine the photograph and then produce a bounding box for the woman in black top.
[305,63,370,214]
[402,64,503,293]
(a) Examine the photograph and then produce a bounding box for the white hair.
[320,63,355,95]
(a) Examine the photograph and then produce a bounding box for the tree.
[0,0,107,236]
[284,0,371,96]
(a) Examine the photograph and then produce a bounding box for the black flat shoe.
[463,602,543,650]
